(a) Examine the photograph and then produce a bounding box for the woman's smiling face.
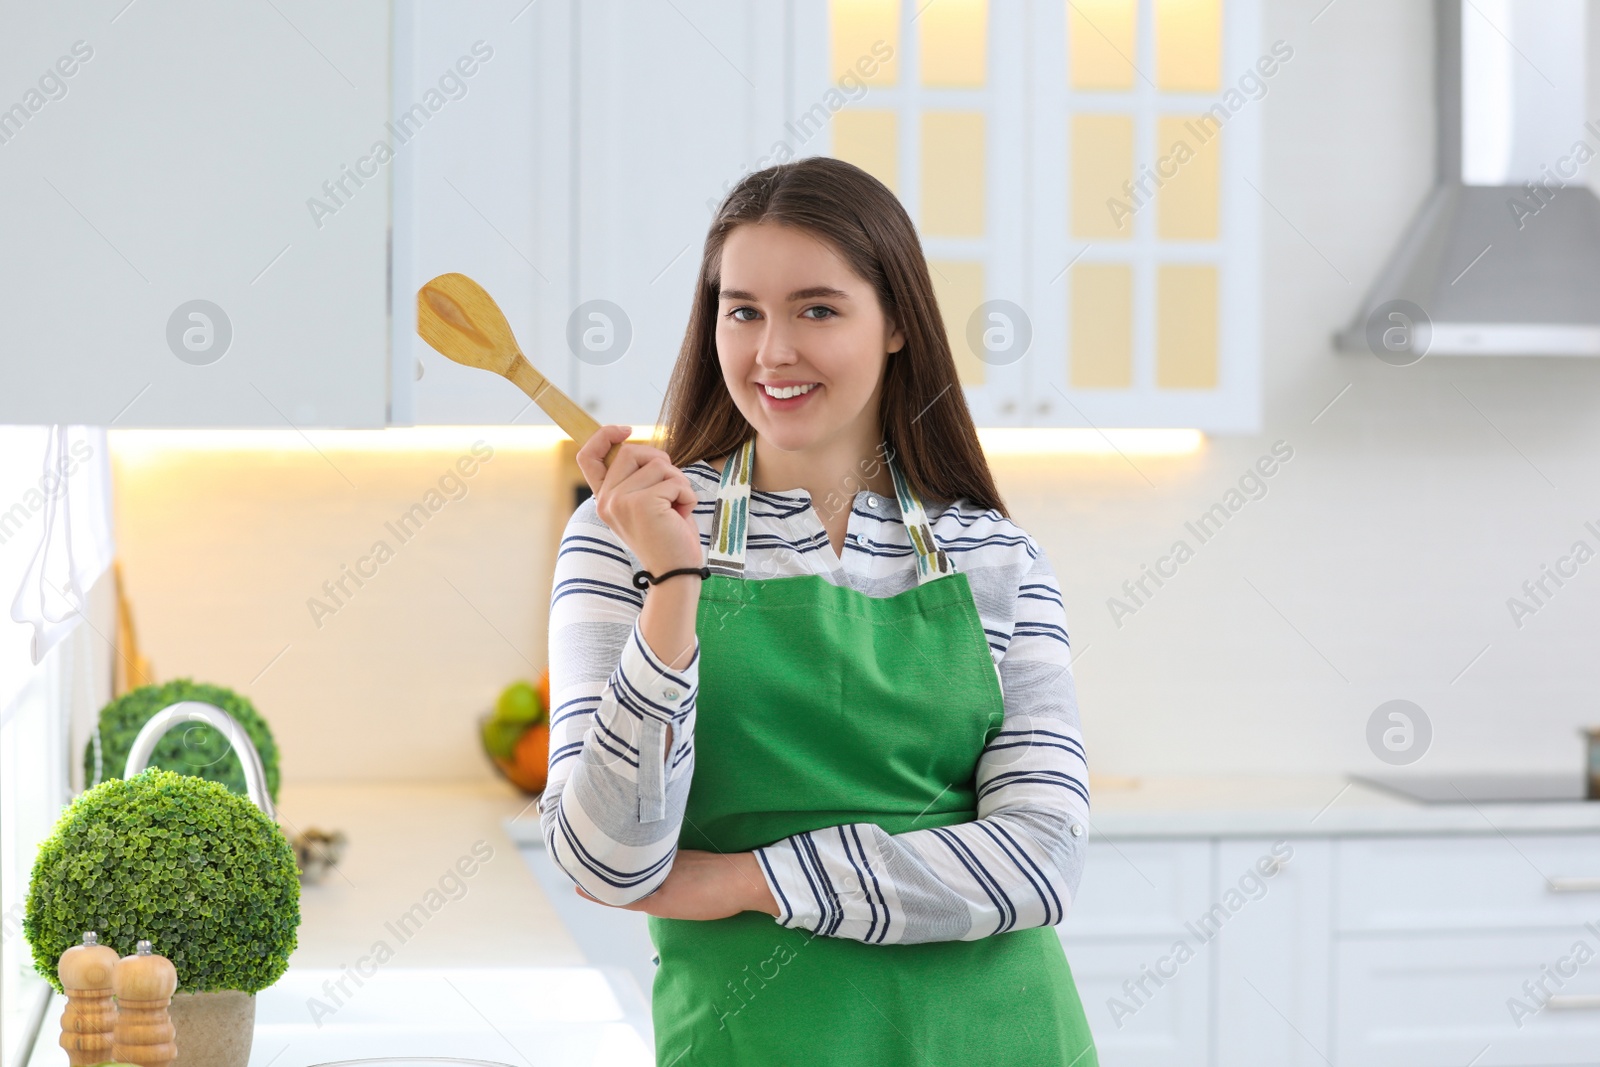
[715,221,904,455]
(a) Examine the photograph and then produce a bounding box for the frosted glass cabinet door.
[0,2,390,428]
[789,0,1031,427]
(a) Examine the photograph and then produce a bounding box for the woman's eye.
[724,306,835,322]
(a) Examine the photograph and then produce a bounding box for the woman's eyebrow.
[718,285,852,302]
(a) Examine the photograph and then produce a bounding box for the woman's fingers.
[664,467,698,520]
[575,424,634,496]
[577,435,701,574]
[605,451,679,500]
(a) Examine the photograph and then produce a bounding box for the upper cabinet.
[3,0,1261,432]
[401,0,1264,431]
[394,0,794,428]
[0,1,391,428]
[806,0,1264,431]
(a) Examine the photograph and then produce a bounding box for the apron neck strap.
[706,436,955,583]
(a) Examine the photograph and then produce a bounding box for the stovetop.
[1352,771,1595,804]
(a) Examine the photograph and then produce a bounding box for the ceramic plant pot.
[167,989,256,1067]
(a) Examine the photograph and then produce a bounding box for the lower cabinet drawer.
[1338,834,1600,932]
[1336,929,1600,1066]
[1055,935,1210,1067]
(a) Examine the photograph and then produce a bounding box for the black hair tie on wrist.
[632,565,710,590]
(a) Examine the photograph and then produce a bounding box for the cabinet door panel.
[1338,833,1600,933]
[1060,838,1213,940]
[788,0,1029,426]
[1055,938,1210,1067]
[393,0,566,426]
[1215,838,1333,1067]
[1337,930,1600,1066]
[571,0,789,427]
[0,1,390,427]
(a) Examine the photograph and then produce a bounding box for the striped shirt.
[540,458,1091,945]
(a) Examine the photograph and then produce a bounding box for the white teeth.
[763,382,817,399]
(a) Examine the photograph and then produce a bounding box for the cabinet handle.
[1547,994,1600,1010]
[1547,877,1600,893]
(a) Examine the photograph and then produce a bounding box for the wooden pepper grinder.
[111,939,178,1067]
[57,931,119,1065]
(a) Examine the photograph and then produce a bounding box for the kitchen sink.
[1352,771,1594,804]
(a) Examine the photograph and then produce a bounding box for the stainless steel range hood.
[1336,0,1600,357]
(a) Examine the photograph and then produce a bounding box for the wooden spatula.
[416,272,623,467]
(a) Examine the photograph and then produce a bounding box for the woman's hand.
[575,424,702,576]
[574,850,780,921]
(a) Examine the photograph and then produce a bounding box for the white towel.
[1,425,115,711]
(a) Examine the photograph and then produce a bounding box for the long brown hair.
[654,155,1008,518]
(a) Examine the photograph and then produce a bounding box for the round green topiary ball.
[84,679,280,805]
[24,768,300,995]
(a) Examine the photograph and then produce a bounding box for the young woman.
[542,156,1096,1065]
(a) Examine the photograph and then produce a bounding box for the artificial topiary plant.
[24,768,301,995]
[84,678,280,805]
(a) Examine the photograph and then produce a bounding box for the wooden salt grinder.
[111,939,178,1067]
[58,931,119,1065]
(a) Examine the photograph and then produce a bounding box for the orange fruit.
[510,721,549,794]
[537,666,550,720]
[492,753,543,793]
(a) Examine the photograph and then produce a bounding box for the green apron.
[646,437,1098,1066]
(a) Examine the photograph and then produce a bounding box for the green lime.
[495,680,542,726]
[482,717,526,761]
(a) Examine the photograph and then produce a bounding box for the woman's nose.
[753,330,799,367]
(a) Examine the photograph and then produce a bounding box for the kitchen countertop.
[501,773,1600,844]
[1037,773,1600,838]
[270,778,584,970]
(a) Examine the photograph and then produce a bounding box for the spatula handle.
[504,358,624,468]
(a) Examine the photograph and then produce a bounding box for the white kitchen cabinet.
[1213,838,1333,1067]
[1337,832,1600,932]
[4,1,1265,432]
[1334,832,1600,1067]
[1063,839,1214,940]
[389,0,564,426]
[786,0,1263,432]
[788,0,1032,427]
[395,0,795,429]
[568,1,792,428]
[1055,827,1600,1066]
[1021,0,1264,433]
[0,1,391,428]
[396,0,1264,430]
[1059,839,1213,1064]
[1336,932,1600,1066]
[1058,836,1331,1067]
[1062,937,1212,1067]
